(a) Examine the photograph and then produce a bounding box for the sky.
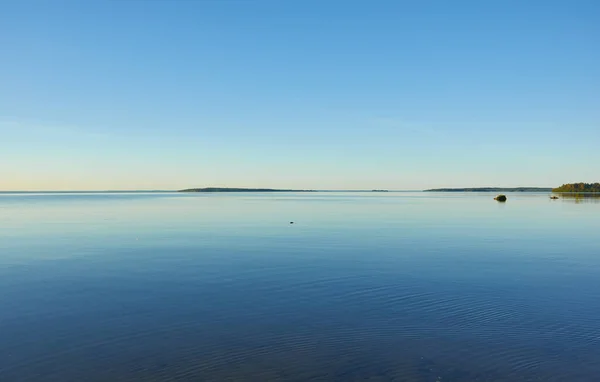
[1,0,599,191]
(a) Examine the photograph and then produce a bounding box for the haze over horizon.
[2,0,599,191]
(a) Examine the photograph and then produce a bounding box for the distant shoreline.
[425,187,552,192]
[178,187,315,193]
[6,187,595,194]
[178,187,403,193]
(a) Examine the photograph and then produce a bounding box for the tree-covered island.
[552,183,600,193]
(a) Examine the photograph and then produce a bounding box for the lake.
[1,192,599,381]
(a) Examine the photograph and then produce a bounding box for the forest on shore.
[552,183,600,192]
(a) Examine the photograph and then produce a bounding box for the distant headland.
[179,187,314,192]
[425,187,552,192]
[552,183,600,193]
[426,183,599,193]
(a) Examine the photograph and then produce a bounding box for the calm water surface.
[1,192,599,381]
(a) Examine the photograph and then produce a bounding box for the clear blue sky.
[2,0,599,190]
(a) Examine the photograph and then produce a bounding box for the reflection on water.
[554,192,600,203]
[1,192,600,382]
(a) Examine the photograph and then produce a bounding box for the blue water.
[1,192,599,381]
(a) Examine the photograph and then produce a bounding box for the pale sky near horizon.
[2,0,599,191]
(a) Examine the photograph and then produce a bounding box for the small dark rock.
[494,194,507,202]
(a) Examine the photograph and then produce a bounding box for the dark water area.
[1,192,599,381]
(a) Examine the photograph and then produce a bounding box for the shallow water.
[1,192,599,381]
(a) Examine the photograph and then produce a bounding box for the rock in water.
[494,194,507,202]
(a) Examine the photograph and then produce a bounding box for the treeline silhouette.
[552,183,600,192]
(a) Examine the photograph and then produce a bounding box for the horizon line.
[0,186,559,193]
